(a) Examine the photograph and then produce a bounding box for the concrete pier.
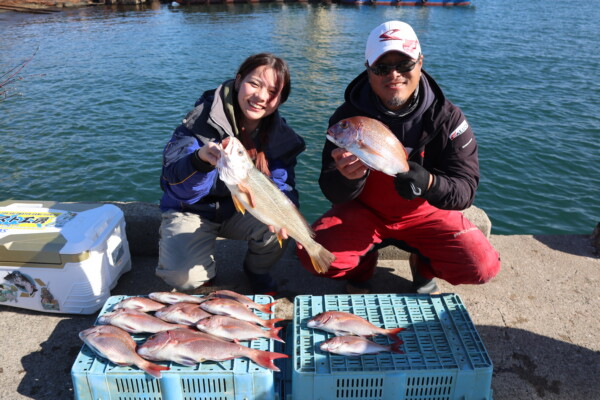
[0,202,598,399]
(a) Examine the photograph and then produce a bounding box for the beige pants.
[156,210,288,290]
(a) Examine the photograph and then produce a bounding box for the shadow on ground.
[16,318,600,399]
[533,234,596,257]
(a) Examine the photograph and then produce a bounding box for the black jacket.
[319,70,479,211]
[160,80,306,221]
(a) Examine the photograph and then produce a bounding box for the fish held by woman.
[213,136,335,274]
[327,116,409,176]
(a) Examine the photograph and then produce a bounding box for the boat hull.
[340,0,470,5]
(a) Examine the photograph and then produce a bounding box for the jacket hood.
[185,80,305,164]
[344,69,444,120]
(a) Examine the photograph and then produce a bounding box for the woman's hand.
[331,148,368,180]
[197,142,222,166]
[267,226,303,249]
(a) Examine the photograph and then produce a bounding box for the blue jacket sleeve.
[160,125,218,204]
[269,159,300,207]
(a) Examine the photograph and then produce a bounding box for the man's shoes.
[409,253,441,294]
[345,279,371,295]
[243,265,278,297]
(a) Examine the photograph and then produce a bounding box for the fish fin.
[139,361,169,378]
[259,301,276,314]
[232,195,246,215]
[386,327,404,342]
[269,326,285,343]
[173,356,199,366]
[390,341,404,354]
[356,139,384,158]
[276,233,283,248]
[247,349,288,371]
[309,246,335,274]
[237,182,256,208]
[118,322,140,334]
[264,318,284,330]
[355,127,385,158]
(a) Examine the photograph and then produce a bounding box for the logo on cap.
[379,29,419,54]
[379,29,405,41]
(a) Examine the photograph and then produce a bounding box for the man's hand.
[331,148,368,180]
[394,161,433,200]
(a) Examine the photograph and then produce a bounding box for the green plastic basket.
[72,294,282,400]
[290,294,493,400]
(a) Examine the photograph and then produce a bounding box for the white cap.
[365,21,422,65]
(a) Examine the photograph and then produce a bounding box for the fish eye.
[340,121,349,129]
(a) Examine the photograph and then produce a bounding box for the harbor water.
[1,0,599,235]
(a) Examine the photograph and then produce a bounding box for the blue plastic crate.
[290,294,493,400]
[72,294,283,400]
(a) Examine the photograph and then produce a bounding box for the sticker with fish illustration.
[3,271,38,296]
[40,286,60,311]
[0,284,18,303]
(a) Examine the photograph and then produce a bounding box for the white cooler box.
[0,201,131,314]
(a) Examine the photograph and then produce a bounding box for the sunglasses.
[366,58,420,76]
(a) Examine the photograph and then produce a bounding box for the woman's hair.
[236,52,291,104]
[234,53,291,176]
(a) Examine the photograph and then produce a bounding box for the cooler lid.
[0,232,88,267]
[0,201,123,267]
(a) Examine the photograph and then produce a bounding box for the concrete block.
[107,201,493,260]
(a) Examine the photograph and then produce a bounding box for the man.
[298,21,500,294]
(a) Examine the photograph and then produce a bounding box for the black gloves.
[394,161,432,200]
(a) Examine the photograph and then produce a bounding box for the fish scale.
[327,116,409,176]
[213,136,335,274]
[137,328,288,371]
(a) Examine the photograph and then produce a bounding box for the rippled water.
[1,1,599,234]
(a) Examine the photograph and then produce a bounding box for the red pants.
[298,200,500,286]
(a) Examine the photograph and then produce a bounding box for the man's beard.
[386,95,409,109]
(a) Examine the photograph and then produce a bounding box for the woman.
[157,53,305,295]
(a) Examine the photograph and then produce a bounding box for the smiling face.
[235,65,282,132]
[367,51,423,111]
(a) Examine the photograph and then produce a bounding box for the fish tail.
[138,360,169,379]
[268,326,285,343]
[248,349,288,371]
[259,301,276,314]
[385,327,404,342]
[264,317,284,329]
[308,244,335,274]
[390,341,404,354]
